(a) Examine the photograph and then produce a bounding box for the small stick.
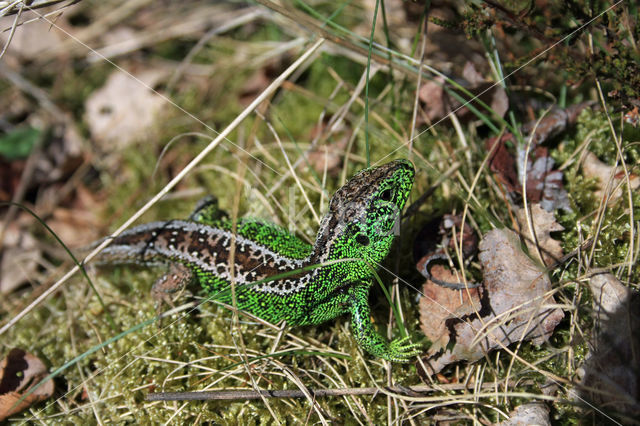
[147,382,501,401]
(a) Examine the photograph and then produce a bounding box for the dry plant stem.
[0,37,326,336]
[166,8,265,91]
[0,0,76,16]
[408,8,429,158]
[0,62,64,116]
[0,63,67,241]
[317,357,372,423]
[0,1,21,59]
[147,382,530,402]
[520,108,554,267]
[39,0,153,60]
[267,120,321,224]
[595,90,635,278]
[401,161,461,221]
[282,367,328,425]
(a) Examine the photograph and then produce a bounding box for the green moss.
[553,110,640,283]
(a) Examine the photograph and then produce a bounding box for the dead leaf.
[419,263,482,352]
[486,133,520,193]
[440,213,479,258]
[47,206,102,247]
[462,61,486,86]
[516,204,564,267]
[581,151,640,200]
[624,106,639,127]
[522,145,571,212]
[499,403,550,426]
[0,348,53,421]
[85,70,165,151]
[579,273,640,418]
[417,62,508,126]
[486,104,597,212]
[412,214,479,267]
[307,117,352,177]
[0,13,63,62]
[417,228,564,376]
[0,222,41,294]
[0,158,25,201]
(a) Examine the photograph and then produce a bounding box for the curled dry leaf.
[417,228,564,376]
[578,273,640,418]
[515,203,564,267]
[85,70,165,151]
[521,144,570,212]
[581,151,640,200]
[486,103,594,212]
[0,348,53,421]
[419,263,482,351]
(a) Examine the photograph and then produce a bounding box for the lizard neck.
[308,209,343,266]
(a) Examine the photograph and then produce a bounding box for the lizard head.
[312,159,415,271]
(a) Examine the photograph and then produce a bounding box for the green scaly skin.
[97,160,420,362]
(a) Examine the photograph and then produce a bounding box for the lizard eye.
[355,234,370,246]
[380,188,393,201]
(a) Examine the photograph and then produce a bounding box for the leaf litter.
[0,348,53,421]
[418,227,564,376]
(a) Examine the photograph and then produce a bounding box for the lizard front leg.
[348,284,421,363]
[151,262,192,312]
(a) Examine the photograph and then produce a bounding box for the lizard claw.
[385,336,422,363]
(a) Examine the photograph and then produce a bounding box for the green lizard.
[97,159,420,362]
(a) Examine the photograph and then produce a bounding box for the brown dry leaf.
[581,151,640,200]
[47,206,102,247]
[516,204,564,267]
[579,273,640,418]
[0,12,63,63]
[85,70,165,151]
[417,76,449,124]
[440,213,479,258]
[0,158,25,201]
[624,106,639,127]
[238,68,272,106]
[523,145,570,212]
[485,105,587,212]
[0,348,53,421]
[417,62,508,126]
[419,263,482,352]
[307,118,352,177]
[486,133,520,193]
[43,183,103,247]
[417,228,564,376]
[0,222,41,294]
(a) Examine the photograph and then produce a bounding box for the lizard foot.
[151,263,192,325]
[384,337,422,363]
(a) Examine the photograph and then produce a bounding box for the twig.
[147,382,501,401]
